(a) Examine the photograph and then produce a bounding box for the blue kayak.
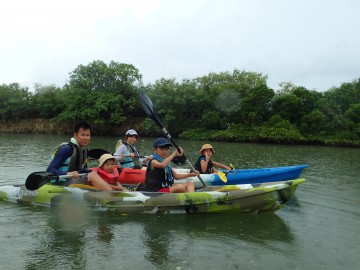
[176,164,309,187]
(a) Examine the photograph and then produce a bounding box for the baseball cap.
[153,137,173,148]
[125,129,138,136]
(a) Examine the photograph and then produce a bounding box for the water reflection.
[16,206,294,270]
[135,213,295,268]
[24,211,87,270]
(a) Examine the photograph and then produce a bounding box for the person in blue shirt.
[47,121,112,190]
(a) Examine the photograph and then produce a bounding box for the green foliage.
[58,60,142,125]
[271,93,303,125]
[0,83,33,121]
[300,110,328,135]
[1,62,359,147]
[265,115,295,129]
[201,110,223,129]
[345,103,360,123]
[273,84,323,127]
[31,84,66,118]
[179,128,217,140]
[255,126,305,144]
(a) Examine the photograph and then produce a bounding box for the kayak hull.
[117,164,309,188]
[0,178,305,214]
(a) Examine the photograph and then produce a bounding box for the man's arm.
[47,145,73,175]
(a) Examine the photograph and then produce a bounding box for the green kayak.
[0,178,305,214]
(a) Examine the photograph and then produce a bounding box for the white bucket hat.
[98,154,116,167]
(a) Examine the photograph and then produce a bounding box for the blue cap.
[153,137,173,148]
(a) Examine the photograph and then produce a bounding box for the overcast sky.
[1,0,359,92]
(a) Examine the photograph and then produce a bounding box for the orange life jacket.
[97,167,120,185]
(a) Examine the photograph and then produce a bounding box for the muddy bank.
[0,119,145,136]
[0,119,71,135]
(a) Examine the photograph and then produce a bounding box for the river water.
[0,133,359,270]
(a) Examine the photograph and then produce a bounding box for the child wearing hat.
[143,138,198,193]
[97,154,129,191]
[194,144,231,174]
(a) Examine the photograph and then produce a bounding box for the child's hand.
[174,147,184,156]
[192,170,200,177]
[67,171,79,179]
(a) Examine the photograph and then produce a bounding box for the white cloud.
[0,0,359,92]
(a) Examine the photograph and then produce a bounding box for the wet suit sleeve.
[47,145,73,175]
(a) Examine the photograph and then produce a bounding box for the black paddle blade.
[88,148,111,159]
[138,91,164,128]
[138,91,153,117]
[172,155,187,166]
[25,172,59,190]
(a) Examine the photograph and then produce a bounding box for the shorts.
[59,173,89,186]
[158,187,171,193]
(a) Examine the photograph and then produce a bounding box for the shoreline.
[1,119,359,148]
[0,119,134,136]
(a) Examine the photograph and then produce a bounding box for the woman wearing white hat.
[114,129,151,169]
[194,144,231,174]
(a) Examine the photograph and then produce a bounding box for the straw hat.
[199,144,215,154]
[98,154,116,167]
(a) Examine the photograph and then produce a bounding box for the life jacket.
[97,167,119,185]
[52,141,88,172]
[144,158,173,192]
[120,142,141,169]
[194,155,213,174]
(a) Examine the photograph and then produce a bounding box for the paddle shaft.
[138,90,206,186]
[59,173,86,179]
[88,148,149,159]
[113,154,149,158]
[160,126,207,187]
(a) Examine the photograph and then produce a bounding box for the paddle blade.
[25,172,59,190]
[88,148,111,159]
[138,91,164,128]
[172,155,187,166]
[218,171,228,183]
[230,163,235,170]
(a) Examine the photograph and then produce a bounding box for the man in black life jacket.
[47,121,112,190]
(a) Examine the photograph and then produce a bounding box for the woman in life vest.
[114,129,152,169]
[96,154,129,191]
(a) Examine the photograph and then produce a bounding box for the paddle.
[138,91,207,187]
[88,148,185,167]
[88,148,149,160]
[217,171,228,183]
[25,172,85,191]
